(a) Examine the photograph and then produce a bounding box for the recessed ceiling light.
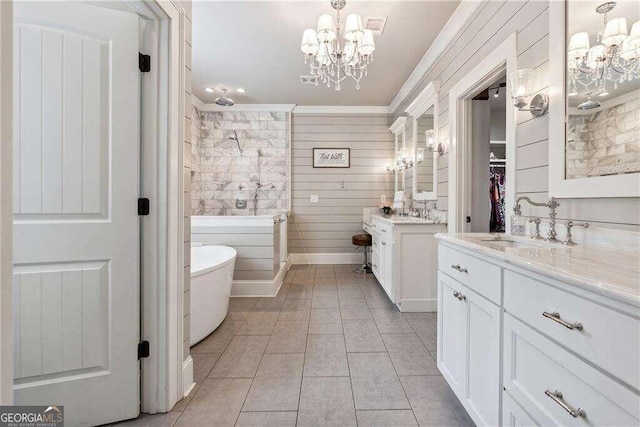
[204,87,214,93]
[237,88,247,94]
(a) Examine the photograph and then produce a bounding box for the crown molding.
[195,102,296,112]
[404,81,440,118]
[388,0,482,114]
[292,105,390,114]
[389,116,407,134]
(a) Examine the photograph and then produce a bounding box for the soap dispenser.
[510,213,526,235]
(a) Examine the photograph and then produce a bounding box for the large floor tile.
[242,377,302,412]
[115,412,181,427]
[255,353,304,378]
[304,334,349,377]
[208,335,269,379]
[265,333,307,354]
[406,317,437,351]
[340,307,373,320]
[252,296,285,312]
[382,334,439,376]
[191,320,243,354]
[309,309,343,334]
[227,298,258,321]
[339,297,368,308]
[235,411,297,427]
[174,410,236,426]
[399,376,474,426]
[370,309,415,334]
[191,353,221,383]
[311,295,340,309]
[337,285,364,299]
[235,312,279,336]
[286,284,314,299]
[342,319,385,352]
[271,320,309,335]
[348,353,411,410]
[180,378,252,425]
[297,377,357,427]
[356,410,418,426]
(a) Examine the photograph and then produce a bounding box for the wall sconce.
[509,69,548,117]
[416,147,425,164]
[396,148,413,170]
[425,130,445,156]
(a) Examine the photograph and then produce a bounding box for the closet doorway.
[469,75,507,233]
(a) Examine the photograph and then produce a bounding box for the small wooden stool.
[352,233,372,274]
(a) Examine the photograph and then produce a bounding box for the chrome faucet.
[513,196,561,243]
[563,221,589,246]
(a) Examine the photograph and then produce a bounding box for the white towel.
[393,191,404,210]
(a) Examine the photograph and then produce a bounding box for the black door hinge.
[138,198,150,216]
[139,53,151,72]
[138,341,150,359]
[466,216,471,223]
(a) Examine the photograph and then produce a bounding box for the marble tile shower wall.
[190,106,290,215]
[567,98,640,179]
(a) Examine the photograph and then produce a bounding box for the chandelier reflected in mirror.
[567,2,639,110]
[300,0,376,91]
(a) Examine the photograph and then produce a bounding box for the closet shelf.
[490,158,506,163]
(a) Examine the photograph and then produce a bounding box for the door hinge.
[139,53,151,72]
[466,216,471,223]
[138,341,150,359]
[138,198,150,216]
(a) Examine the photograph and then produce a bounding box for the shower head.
[214,88,234,107]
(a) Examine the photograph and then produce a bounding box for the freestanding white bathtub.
[190,244,237,346]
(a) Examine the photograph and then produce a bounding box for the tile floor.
[118,264,473,427]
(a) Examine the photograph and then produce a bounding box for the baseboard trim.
[182,357,195,398]
[289,252,363,265]
[400,298,437,312]
[231,260,291,297]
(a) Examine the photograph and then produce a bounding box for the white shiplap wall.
[289,114,394,255]
[393,0,639,230]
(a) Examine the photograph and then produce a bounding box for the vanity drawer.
[504,270,640,390]
[438,243,501,304]
[372,219,393,239]
[363,223,373,235]
[504,314,639,426]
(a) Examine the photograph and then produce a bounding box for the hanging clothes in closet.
[489,166,505,232]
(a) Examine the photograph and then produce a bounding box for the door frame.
[447,33,517,233]
[0,0,189,415]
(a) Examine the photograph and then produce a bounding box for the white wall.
[393,0,639,230]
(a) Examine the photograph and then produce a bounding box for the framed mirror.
[549,1,640,198]
[389,117,407,194]
[405,81,440,200]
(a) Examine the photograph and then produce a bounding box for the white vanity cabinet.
[369,216,445,312]
[436,236,640,427]
[437,255,501,426]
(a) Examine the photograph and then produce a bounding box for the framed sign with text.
[313,148,350,168]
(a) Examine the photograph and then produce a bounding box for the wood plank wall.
[289,114,394,254]
[393,0,639,230]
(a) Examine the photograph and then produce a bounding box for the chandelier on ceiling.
[567,2,639,110]
[300,0,376,91]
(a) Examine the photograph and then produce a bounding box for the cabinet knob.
[452,290,465,301]
[382,242,386,246]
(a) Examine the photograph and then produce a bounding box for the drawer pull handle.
[452,291,466,301]
[544,389,586,418]
[382,242,386,246]
[542,311,584,331]
[381,229,387,232]
[451,264,468,273]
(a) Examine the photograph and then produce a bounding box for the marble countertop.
[372,214,447,225]
[435,233,640,308]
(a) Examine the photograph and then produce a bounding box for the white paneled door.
[12,2,140,425]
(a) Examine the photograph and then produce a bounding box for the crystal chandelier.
[567,2,639,110]
[300,0,376,91]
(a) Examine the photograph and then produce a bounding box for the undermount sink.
[478,238,541,248]
[473,236,559,249]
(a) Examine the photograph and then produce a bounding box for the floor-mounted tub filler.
[190,244,237,345]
